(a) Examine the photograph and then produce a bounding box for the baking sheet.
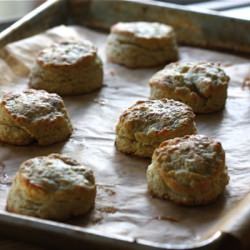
[0,25,250,247]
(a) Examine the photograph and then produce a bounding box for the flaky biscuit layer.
[150,62,229,113]
[0,89,72,145]
[7,154,96,220]
[147,135,229,205]
[115,99,197,157]
[106,22,178,68]
[29,41,103,95]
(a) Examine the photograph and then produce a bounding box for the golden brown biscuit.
[106,22,178,68]
[0,89,72,145]
[149,62,229,113]
[147,135,229,205]
[6,154,96,220]
[115,99,197,157]
[29,41,103,95]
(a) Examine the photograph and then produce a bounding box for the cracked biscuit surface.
[6,154,96,220]
[149,62,229,113]
[29,41,103,95]
[115,99,197,157]
[106,22,178,68]
[147,134,229,205]
[0,89,72,145]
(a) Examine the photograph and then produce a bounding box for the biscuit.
[29,41,103,95]
[147,135,229,205]
[6,154,96,220]
[149,62,229,113]
[106,22,178,68]
[0,89,72,145]
[115,99,197,157]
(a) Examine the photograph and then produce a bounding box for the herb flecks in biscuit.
[29,41,103,95]
[6,154,96,220]
[147,135,229,205]
[0,89,72,145]
[106,22,178,68]
[150,62,229,113]
[115,99,197,157]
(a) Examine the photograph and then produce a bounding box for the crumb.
[0,162,5,170]
[93,98,108,106]
[242,76,250,89]
[104,188,116,196]
[155,215,179,223]
[98,206,118,214]
[91,213,103,224]
[110,69,116,76]
[0,162,11,185]
[221,63,233,67]
[97,184,116,196]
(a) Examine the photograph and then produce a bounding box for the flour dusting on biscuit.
[150,62,229,113]
[0,89,72,145]
[29,41,103,95]
[115,99,197,157]
[106,22,178,68]
[147,134,229,205]
[6,154,96,220]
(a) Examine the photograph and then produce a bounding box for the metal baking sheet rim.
[0,211,241,250]
[0,0,249,249]
[1,0,250,54]
[0,192,249,249]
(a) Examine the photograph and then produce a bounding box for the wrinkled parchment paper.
[0,25,250,248]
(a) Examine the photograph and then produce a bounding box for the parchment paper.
[0,25,250,247]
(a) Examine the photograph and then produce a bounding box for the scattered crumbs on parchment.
[104,188,116,196]
[221,62,233,67]
[0,162,5,171]
[0,173,11,185]
[98,206,118,214]
[97,184,116,196]
[93,98,108,106]
[91,213,104,224]
[110,69,116,76]
[155,215,179,223]
[70,138,85,147]
[133,238,138,243]
[242,76,250,89]
[0,162,11,185]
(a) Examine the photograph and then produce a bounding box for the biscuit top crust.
[37,41,97,66]
[119,99,195,134]
[111,22,174,39]
[2,89,66,123]
[153,135,225,176]
[150,62,229,97]
[19,154,95,192]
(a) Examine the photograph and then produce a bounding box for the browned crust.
[110,22,176,48]
[147,134,229,205]
[1,90,72,145]
[36,41,97,69]
[6,154,96,220]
